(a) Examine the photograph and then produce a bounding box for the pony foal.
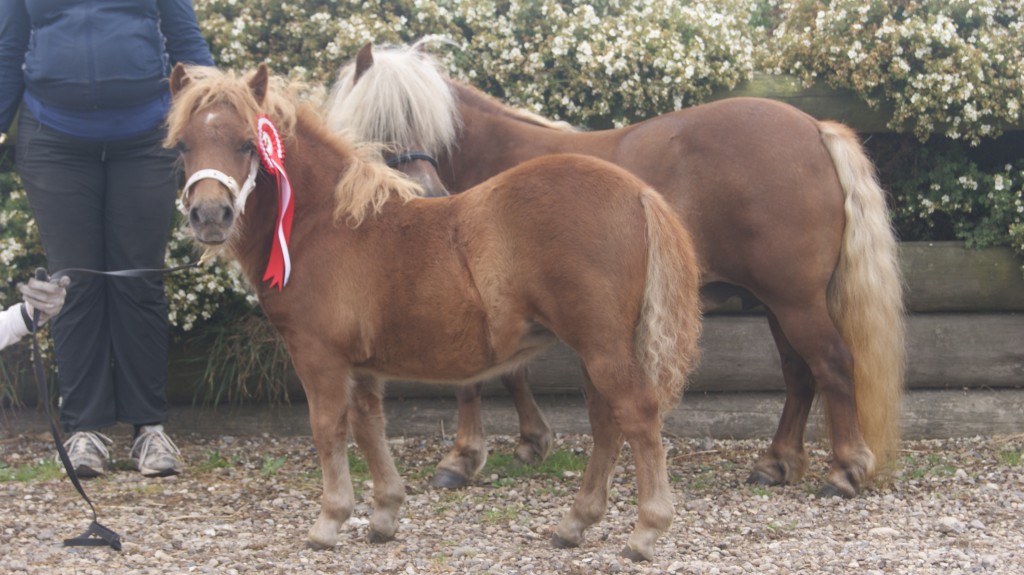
[166,63,702,561]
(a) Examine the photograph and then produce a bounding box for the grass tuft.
[0,459,63,482]
[482,448,587,487]
[260,455,287,477]
[196,450,235,473]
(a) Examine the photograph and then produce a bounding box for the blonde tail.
[635,188,703,413]
[819,121,906,473]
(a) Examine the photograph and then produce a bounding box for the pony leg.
[556,360,673,562]
[432,368,552,489]
[748,311,813,487]
[615,398,673,561]
[350,375,405,542]
[502,367,554,466]
[769,304,875,497]
[431,382,488,489]
[304,379,356,548]
[553,371,623,550]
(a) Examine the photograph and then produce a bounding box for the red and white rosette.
[256,114,294,290]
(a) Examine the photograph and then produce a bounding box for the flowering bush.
[436,0,755,127]
[194,0,756,126]
[194,0,410,83]
[0,163,47,399]
[880,138,1024,251]
[194,0,1023,140]
[765,0,1024,144]
[0,181,41,291]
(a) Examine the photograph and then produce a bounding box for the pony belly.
[362,329,557,386]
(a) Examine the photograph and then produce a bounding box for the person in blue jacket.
[0,0,214,478]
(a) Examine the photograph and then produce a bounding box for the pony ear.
[354,42,374,83]
[248,63,270,106]
[169,63,190,97]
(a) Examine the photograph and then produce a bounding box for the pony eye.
[240,141,255,155]
[175,141,190,154]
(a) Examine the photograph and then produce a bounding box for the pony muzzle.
[181,159,260,244]
[188,199,234,245]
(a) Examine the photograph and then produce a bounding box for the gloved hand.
[20,276,71,326]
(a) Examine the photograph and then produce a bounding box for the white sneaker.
[130,425,183,477]
[59,431,112,478]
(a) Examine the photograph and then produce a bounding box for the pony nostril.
[189,203,234,229]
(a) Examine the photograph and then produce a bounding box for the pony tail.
[819,120,906,474]
[634,188,703,413]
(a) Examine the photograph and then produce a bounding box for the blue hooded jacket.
[0,0,213,137]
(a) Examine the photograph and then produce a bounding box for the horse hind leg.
[430,369,554,489]
[767,304,875,497]
[349,374,406,542]
[554,357,673,562]
[430,381,489,489]
[553,367,624,550]
[503,367,554,466]
[747,311,813,487]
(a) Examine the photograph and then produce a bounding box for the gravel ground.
[2,429,1022,575]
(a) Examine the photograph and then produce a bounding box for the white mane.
[325,41,461,157]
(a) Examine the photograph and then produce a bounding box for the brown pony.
[166,63,702,561]
[326,41,906,498]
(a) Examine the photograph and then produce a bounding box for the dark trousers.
[16,109,178,433]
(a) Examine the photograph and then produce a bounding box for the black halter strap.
[385,151,439,170]
[29,260,200,551]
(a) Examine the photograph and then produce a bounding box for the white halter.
[179,156,261,215]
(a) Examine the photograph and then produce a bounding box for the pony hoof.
[620,545,653,562]
[821,467,862,498]
[514,432,553,466]
[367,529,395,544]
[514,443,545,467]
[307,525,339,550]
[306,540,334,551]
[745,469,782,487]
[430,468,470,490]
[550,533,580,549]
[817,483,854,499]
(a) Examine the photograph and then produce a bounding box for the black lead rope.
[49,260,201,281]
[29,261,200,551]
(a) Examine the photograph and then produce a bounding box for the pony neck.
[232,112,346,290]
[231,107,421,292]
[447,82,586,189]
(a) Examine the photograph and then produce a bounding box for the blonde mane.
[165,66,300,147]
[324,40,577,157]
[333,139,422,227]
[326,42,461,156]
[165,65,422,229]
